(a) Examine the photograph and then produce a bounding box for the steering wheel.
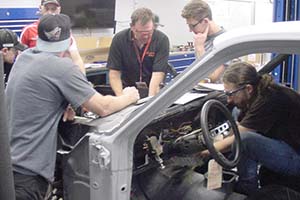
[200,99,241,169]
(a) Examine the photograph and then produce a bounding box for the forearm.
[110,80,123,96]
[148,72,165,96]
[213,124,255,152]
[195,44,206,59]
[73,57,85,75]
[214,125,255,152]
[215,135,235,152]
[109,70,123,96]
[194,35,206,59]
[201,135,234,156]
[201,124,255,156]
[83,93,136,117]
[148,83,160,97]
[70,50,86,75]
[208,65,225,83]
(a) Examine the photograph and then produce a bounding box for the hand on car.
[123,87,140,103]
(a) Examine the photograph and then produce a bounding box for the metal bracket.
[209,122,230,138]
[92,144,111,169]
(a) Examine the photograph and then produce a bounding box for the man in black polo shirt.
[107,7,170,98]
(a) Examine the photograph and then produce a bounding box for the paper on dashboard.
[197,83,224,91]
[174,92,207,105]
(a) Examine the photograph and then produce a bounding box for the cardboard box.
[74,36,112,63]
[79,47,110,63]
[240,53,262,67]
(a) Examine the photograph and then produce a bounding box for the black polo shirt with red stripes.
[107,28,170,87]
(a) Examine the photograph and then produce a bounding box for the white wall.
[115,0,192,46]
[115,0,273,47]
[114,0,135,31]
[0,0,39,8]
[0,0,273,44]
[133,0,192,47]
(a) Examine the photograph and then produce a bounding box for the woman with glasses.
[182,0,226,83]
[204,61,300,195]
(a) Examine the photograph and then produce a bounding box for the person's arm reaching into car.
[83,86,140,117]
[200,124,255,156]
[199,65,225,83]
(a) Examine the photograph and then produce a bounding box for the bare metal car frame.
[61,21,300,200]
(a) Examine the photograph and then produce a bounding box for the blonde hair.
[181,0,212,21]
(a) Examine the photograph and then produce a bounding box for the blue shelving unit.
[273,0,299,90]
[0,8,39,35]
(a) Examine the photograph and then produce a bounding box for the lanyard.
[133,37,152,82]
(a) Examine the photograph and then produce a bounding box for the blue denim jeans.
[236,131,300,195]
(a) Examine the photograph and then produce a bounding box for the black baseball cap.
[36,14,71,52]
[41,0,60,6]
[154,14,164,27]
[0,29,27,51]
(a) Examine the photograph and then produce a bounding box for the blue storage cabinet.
[169,52,196,73]
[165,52,196,83]
[273,0,300,90]
[0,8,39,35]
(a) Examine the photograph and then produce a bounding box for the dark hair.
[131,7,154,26]
[222,61,274,94]
[181,0,212,21]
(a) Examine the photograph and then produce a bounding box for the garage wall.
[0,0,273,47]
[0,0,39,8]
[115,0,273,47]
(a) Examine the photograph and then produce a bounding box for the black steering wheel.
[200,99,241,169]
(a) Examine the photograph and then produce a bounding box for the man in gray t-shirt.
[6,14,139,200]
[182,0,226,83]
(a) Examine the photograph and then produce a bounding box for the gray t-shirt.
[6,49,96,181]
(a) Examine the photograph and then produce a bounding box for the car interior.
[45,53,300,200]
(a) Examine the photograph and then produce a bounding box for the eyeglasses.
[188,21,202,29]
[188,16,208,29]
[224,85,246,97]
[134,28,154,35]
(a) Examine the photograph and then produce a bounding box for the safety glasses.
[224,85,246,97]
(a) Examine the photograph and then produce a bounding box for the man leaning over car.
[6,14,139,200]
